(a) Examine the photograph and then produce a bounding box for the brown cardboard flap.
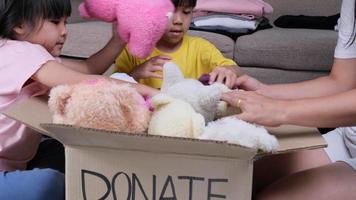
[41,123,257,160]
[2,96,51,135]
[267,125,326,153]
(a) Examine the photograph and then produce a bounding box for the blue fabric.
[0,168,64,200]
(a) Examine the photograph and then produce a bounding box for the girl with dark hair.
[222,0,356,199]
[0,0,157,199]
[115,0,243,89]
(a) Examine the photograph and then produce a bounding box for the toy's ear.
[48,85,72,122]
[78,3,91,19]
[151,93,174,109]
[161,62,184,92]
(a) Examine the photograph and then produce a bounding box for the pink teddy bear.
[79,0,174,58]
[48,79,152,133]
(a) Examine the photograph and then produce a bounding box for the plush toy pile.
[79,0,174,58]
[48,79,151,133]
[48,63,279,152]
[48,67,278,152]
[148,62,279,152]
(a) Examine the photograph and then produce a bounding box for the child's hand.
[130,55,171,80]
[209,66,239,89]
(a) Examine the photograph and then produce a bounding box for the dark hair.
[171,0,197,8]
[0,0,71,39]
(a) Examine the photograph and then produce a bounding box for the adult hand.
[234,74,266,91]
[209,66,239,89]
[221,90,288,127]
[130,55,171,80]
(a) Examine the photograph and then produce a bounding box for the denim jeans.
[0,168,64,200]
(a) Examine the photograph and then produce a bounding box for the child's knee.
[30,168,65,200]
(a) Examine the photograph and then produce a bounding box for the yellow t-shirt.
[115,35,236,88]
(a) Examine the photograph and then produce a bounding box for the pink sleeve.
[0,41,56,93]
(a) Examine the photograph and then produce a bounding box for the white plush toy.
[148,62,279,152]
[161,62,226,122]
[148,93,205,138]
[201,117,278,152]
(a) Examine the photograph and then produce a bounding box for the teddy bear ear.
[48,85,72,117]
[151,93,175,109]
[161,62,184,92]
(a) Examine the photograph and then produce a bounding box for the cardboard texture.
[3,97,326,200]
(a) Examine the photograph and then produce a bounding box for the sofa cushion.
[264,0,341,22]
[242,67,328,84]
[188,30,235,59]
[62,21,112,58]
[235,28,338,72]
[62,21,235,59]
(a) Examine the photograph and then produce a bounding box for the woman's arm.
[258,58,356,99]
[283,88,356,127]
[222,87,356,127]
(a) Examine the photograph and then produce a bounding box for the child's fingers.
[216,73,226,83]
[228,73,238,88]
[151,65,163,72]
[153,58,170,66]
[224,76,233,89]
[149,72,163,79]
[156,55,172,60]
[209,70,218,84]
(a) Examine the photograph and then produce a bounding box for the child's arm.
[32,60,158,98]
[61,24,125,75]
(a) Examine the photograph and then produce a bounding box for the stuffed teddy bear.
[148,93,205,138]
[48,79,151,133]
[79,0,174,58]
[148,62,278,152]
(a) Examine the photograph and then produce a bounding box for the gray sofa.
[63,0,341,83]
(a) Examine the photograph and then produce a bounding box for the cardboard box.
[4,97,326,200]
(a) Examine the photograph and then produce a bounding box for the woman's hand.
[221,90,288,127]
[234,74,266,91]
[209,66,239,89]
[130,55,171,80]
